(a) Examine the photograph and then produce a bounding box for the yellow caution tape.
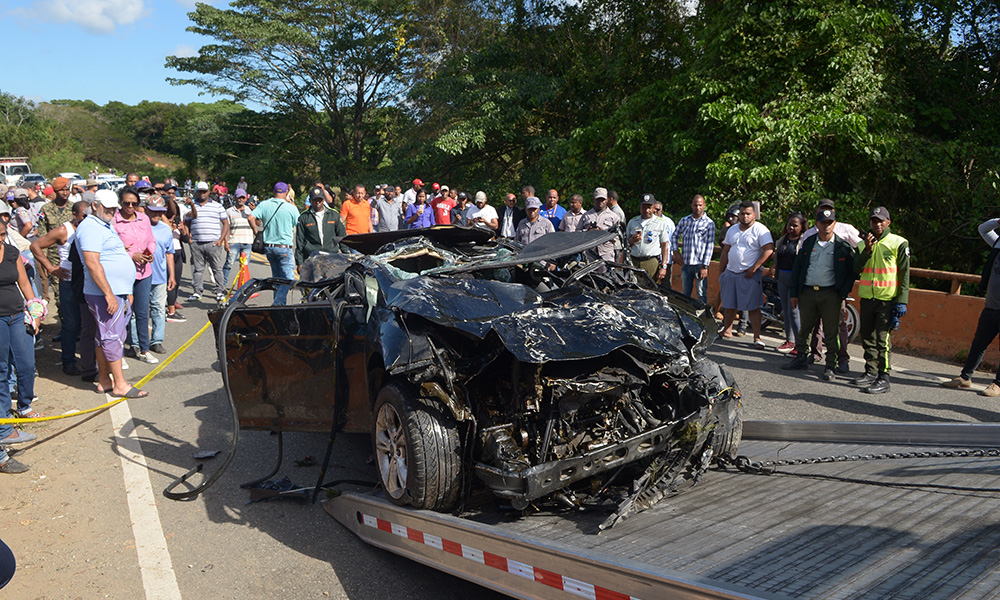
[0,320,212,424]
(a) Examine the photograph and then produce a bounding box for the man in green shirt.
[35,176,74,318]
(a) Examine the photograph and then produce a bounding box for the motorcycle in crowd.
[759,276,860,343]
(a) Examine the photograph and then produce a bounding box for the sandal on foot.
[116,387,149,399]
[18,410,42,419]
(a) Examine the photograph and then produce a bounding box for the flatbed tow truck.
[323,421,1000,600]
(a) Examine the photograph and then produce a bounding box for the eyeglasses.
[121,201,139,207]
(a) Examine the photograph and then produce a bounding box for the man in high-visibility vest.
[853,206,910,394]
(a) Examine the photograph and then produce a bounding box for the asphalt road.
[2,255,996,600]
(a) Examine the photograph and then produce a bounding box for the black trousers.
[961,308,1000,383]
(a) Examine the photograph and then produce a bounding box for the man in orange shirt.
[341,184,372,235]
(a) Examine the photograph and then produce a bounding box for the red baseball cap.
[432,182,440,191]
[412,179,424,187]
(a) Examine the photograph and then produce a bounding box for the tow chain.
[723,447,1000,474]
[718,447,1000,494]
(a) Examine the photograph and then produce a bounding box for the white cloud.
[36,0,148,34]
[171,44,199,58]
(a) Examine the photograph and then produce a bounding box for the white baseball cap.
[195,181,210,191]
[94,189,119,208]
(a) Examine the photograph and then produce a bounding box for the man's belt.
[265,243,292,248]
[807,285,836,291]
[631,255,659,261]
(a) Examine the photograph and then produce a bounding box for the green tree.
[167,0,452,178]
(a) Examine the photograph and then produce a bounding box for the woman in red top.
[112,187,157,364]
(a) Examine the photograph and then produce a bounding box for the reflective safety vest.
[859,232,906,301]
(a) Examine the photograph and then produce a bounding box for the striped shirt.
[671,214,716,267]
[187,200,228,242]
[226,206,255,244]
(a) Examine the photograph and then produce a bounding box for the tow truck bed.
[326,422,1000,600]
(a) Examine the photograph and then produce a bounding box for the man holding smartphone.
[853,207,909,394]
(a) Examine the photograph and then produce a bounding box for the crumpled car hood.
[386,276,702,363]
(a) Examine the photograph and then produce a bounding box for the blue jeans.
[149,283,167,346]
[59,279,81,368]
[0,314,36,415]
[224,243,252,288]
[127,276,152,353]
[777,269,800,343]
[680,264,708,304]
[264,246,295,306]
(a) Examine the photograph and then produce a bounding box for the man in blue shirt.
[143,196,175,355]
[251,182,300,305]
[540,189,566,231]
[76,190,146,399]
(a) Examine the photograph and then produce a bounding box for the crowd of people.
[0,171,963,477]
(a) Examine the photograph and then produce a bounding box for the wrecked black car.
[214,226,742,528]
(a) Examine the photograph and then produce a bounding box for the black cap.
[816,208,835,222]
[308,186,326,201]
[870,206,890,221]
[640,193,655,205]
[457,192,469,200]
[818,198,835,209]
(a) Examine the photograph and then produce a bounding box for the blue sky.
[1,0,223,106]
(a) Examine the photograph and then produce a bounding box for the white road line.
[110,401,182,600]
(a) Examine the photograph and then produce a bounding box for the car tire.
[711,364,742,460]
[372,380,462,511]
[844,301,860,343]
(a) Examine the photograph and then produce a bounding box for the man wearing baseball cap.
[853,206,909,393]
[626,194,672,282]
[184,181,230,302]
[515,197,554,244]
[250,182,299,305]
[466,191,498,231]
[296,186,346,267]
[223,188,255,286]
[403,179,423,207]
[36,177,75,317]
[783,207,857,381]
[580,187,621,264]
[143,195,176,355]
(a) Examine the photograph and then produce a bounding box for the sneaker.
[149,343,167,355]
[33,338,43,350]
[776,341,795,353]
[852,372,878,387]
[166,312,187,323]
[0,458,29,474]
[836,363,850,375]
[863,375,891,394]
[62,364,82,376]
[124,346,138,359]
[135,351,159,365]
[215,292,227,301]
[981,382,1000,397]
[2,430,36,444]
[822,368,835,381]
[188,293,201,301]
[942,376,972,389]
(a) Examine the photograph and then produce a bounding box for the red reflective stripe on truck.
[359,511,642,600]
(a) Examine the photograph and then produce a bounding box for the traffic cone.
[236,251,259,300]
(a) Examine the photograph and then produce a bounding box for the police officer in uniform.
[515,197,555,244]
[853,206,909,394]
[581,187,621,264]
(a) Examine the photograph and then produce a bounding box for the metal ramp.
[326,422,1000,600]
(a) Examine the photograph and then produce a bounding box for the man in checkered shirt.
[671,194,716,303]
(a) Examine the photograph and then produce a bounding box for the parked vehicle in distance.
[0,157,31,187]
[95,175,126,192]
[16,173,47,188]
[56,172,82,181]
[213,227,743,529]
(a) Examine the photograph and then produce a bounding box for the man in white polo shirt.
[184,181,229,301]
